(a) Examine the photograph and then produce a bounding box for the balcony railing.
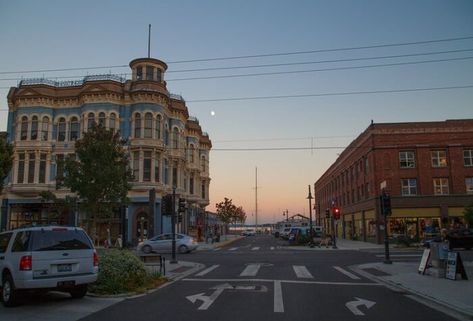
[19,74,127,88]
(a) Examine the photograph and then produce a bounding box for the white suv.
[0,226,98,307]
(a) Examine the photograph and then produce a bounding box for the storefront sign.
[418,249,431,274]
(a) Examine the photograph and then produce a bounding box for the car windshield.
[31,230,93,251]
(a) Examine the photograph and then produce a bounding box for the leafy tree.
[58,124,132,239]
[215,198,237,226]
[234,206,247,224]
[464,204,473,227]
[0,135,13,193]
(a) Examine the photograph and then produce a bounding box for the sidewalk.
[196,234,244,251]
[353,261,473,318]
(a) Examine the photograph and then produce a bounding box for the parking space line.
[195,265,220,277]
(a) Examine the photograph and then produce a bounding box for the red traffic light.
[332,207,341,219]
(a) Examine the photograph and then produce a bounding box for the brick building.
[314,119,473,244]
[1,56,211,245]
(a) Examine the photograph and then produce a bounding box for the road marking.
[270,246,275,250]
[274,280,284,313]
[195,265,220,277]
[182,278,382,286]
[293,265,314,279]
[186,283,232,310]
[333,266,361,280]
[251,247,260,251]
[345,297,376,316]
[228,247,238,251]
[213,248,222,251]
[240,264,261,276]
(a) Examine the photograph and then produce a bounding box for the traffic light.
[332,207,341,220]
[325,209,330,218]
[381,192,392,216]
[178,198,187,213]
[161,194,172,215]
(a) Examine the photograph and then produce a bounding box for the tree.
[58,124,132,239]
[215,198,237,226]
[464,204,473,227]
[234,206,247,224]
[0,135,13,193]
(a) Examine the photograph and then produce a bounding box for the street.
[74,235,459,321]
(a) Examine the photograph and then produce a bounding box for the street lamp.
[306,185,314,247]
[283,209,289,222]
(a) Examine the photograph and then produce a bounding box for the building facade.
[314,120,473,244]
[1,57,211,245]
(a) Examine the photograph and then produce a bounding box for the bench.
[137,253,166,276]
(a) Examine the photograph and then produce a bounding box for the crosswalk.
[193,263,363,280]
[213,246,283,252]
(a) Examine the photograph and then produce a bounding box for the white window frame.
[433,178,449,195]
[401,178,417,196]
[399,151,416,168]
[431,150,447,168]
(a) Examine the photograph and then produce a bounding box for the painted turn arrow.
[186,283,233,310]
[345,297,376,316]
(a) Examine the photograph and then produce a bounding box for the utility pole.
[307,185,314,247]
[255,167,258,232]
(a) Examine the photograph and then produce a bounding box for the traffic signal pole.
[381,190,392,264]
[171,187,177,264]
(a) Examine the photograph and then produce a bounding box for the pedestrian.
[115,234,123,248]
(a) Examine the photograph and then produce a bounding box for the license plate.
[57,264,72,272]
[57,280,75,287]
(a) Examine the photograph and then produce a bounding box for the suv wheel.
[69,284,88,299]
[2,274,18,307]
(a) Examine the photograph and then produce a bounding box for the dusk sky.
[1,0,472,224]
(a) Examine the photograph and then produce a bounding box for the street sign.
[345,297,376,316]
[418,249,431,274]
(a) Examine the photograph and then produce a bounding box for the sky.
[1,0,472,224]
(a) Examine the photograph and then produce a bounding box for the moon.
[210,111,216,116]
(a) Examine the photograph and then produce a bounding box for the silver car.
[0,226,98,307]
[138,233,198,254]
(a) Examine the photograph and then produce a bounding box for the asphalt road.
[77,235,459,321]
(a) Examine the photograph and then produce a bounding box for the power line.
[166,35,473,64]
[186,85,473,103]
[1,55,472,83]
[166,56,473,82]
[169,48,473,73]
[0,84,471,111]
[213,135,355,143]
[1,35,472,74]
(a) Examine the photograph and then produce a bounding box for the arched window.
[164,127,169,146]
[70,117,79,141]
[20,116,28,140]
[155,115,162,139]
[87,112,95,130]
[31,116,38,140]
[172,127,179,149]
[98,112,106,127]
[144,113,153,138]
[134,113,142,138]
[58,118,66,142]
[109,113,117,133]
[41,116,49,141]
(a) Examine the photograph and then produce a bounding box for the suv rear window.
[31,230,93,251]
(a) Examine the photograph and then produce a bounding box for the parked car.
[241,229,256,236]
[0,226,98,307]
[422,229,473,250]
[446,228,473,250]
[137,233,198,254]
[280,227,292,240]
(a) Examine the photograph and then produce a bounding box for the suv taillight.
[93,251,99,267]
[19,255,32,271]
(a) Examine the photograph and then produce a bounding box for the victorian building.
[1,56,211,244]
[314,119,473,244]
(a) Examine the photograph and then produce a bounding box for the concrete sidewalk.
[353,261,473,319]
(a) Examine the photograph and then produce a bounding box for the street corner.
[214,236,245,248]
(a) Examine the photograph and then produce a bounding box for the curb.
[350,263,473,320]
[214,236,245,248]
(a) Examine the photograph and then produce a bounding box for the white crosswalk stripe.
[333,266,361,280]
[251,247,260,251]
[240,264,261,276]
[228,247,238,251]
[213,247,222,251]
[270,246,275,250]
[293,265,314,279]
[196,265,220,277]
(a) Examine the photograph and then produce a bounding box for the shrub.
[89,249,156,295]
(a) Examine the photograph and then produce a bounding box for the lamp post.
[283,209,289,222]
[306,185,314,247]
